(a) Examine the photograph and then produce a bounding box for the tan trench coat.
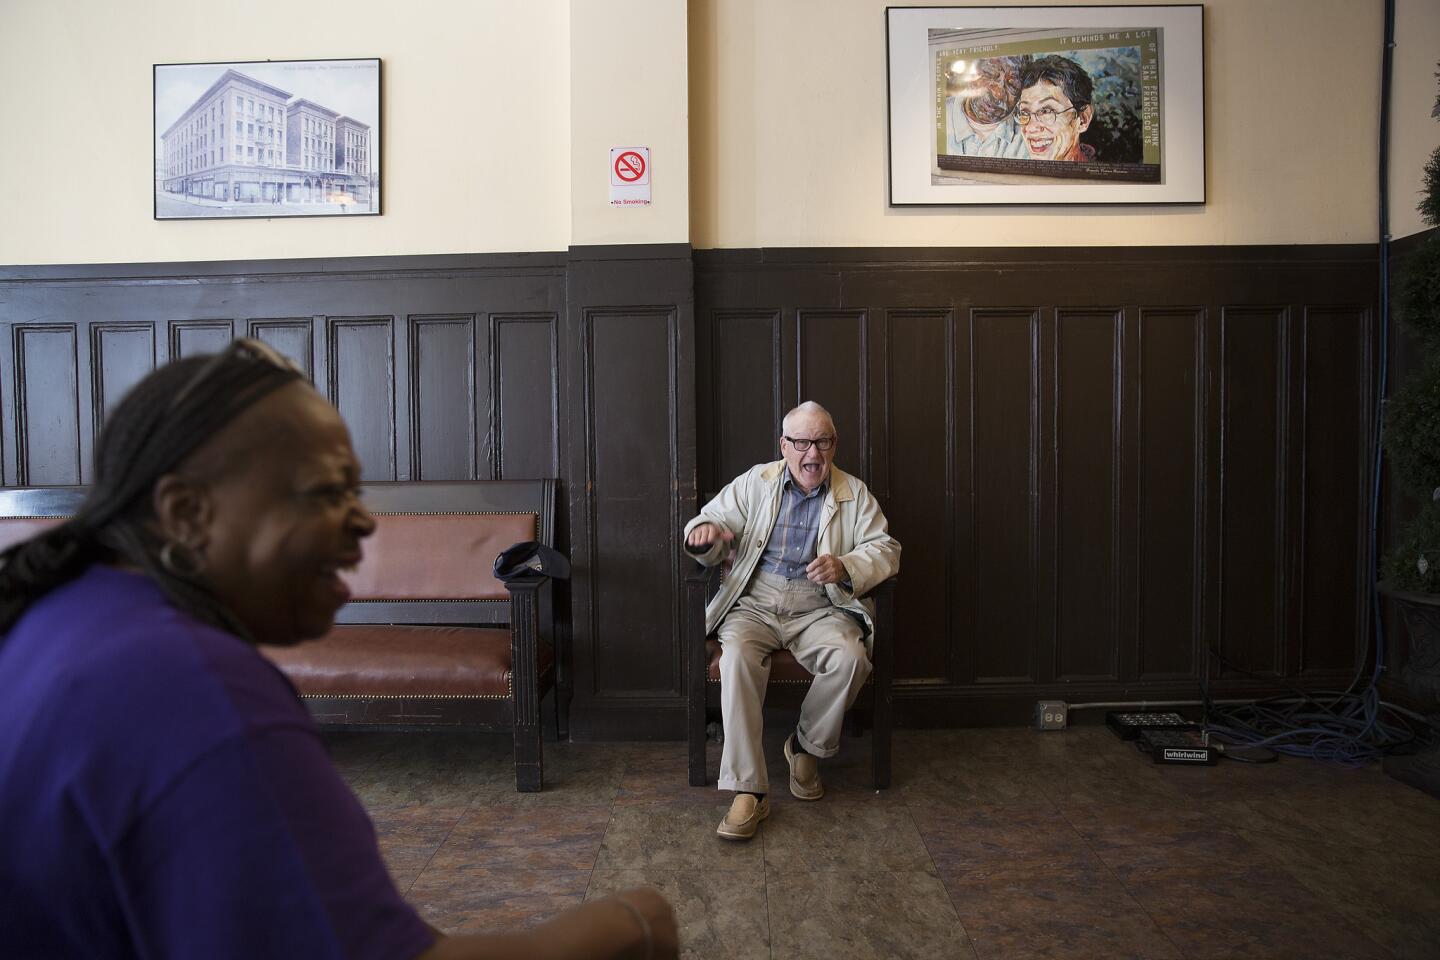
[683,461,901,651]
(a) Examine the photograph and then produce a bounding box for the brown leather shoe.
[716,793,769,840]
[785,733,824,800]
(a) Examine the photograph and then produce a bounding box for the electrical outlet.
[1035,700,1068,730]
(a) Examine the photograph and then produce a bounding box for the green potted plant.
[1382,64,1440,706]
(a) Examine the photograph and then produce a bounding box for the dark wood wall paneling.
[1,244,1378,733]
[563,246,695,737]
[0,249,691,740]
[0,256,566,489]
[696,246,1378,724]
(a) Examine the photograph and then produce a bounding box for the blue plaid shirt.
[759,473,827,579]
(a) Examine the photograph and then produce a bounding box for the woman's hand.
[417,885,678,960]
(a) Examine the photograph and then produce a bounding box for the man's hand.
[806,554,847,585]
[686,522,733,549]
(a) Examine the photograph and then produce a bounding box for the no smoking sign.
[613,150,646,183]
[609,147,651,206]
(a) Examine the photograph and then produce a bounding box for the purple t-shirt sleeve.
[116,723,434,960]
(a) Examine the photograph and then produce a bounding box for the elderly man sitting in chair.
[684,401,901,840]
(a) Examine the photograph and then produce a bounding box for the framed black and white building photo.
[154,58,381,220]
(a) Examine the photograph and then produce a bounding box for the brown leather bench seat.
[266,624,554,699]
[260,505,539,702]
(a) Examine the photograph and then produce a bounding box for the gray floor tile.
[941,865,1181,960]
[766,867,976,960]
[407,865,589,935]
[596,802,767,872]
[336,728,1440,960]
[761,795,936,873]
[366,803,468,894]
[587,869,770,960]
[434,804,610,871]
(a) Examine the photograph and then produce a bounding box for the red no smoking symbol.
[614,150,646,183]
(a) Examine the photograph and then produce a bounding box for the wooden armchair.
[685,563,896,789]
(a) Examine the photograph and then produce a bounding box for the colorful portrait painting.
[931,27,1161,185]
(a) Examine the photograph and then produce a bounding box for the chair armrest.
[864,576,897,790]
[684,562,724,592]
[684,562,722,648]
[862,575,896,685]
[862,576,896,623]
[685,564,722,673]
[685,562,721,785]
[858,575,896,603]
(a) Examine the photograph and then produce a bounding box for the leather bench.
[0,481,569,793]
[260,480,569,792]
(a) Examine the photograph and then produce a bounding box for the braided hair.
[0,345,304,639]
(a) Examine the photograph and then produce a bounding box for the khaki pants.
[716,570,871,794]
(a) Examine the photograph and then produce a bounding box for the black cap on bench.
[494,541,571,581]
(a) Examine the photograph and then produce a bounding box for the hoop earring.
[159,541,204,579]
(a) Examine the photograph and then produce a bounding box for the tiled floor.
[327,726,1440,960]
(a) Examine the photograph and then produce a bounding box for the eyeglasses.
[783,435,835,452]
[1016,105,1080,127]
[172,337,305,409]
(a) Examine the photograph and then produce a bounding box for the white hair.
[781,401,836,437]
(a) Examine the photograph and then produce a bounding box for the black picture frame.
[886,6,1204,206]
[154,58,381,220]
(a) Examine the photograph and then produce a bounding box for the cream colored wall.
[690,0,1406,248]
[0,0,572,265]
[569,0,690,246]
[1390,0,1440,240]
[3,0,1433,264]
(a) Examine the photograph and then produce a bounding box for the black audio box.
[1105,711,1195,741]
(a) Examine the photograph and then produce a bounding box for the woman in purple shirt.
[0,340,674,960]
